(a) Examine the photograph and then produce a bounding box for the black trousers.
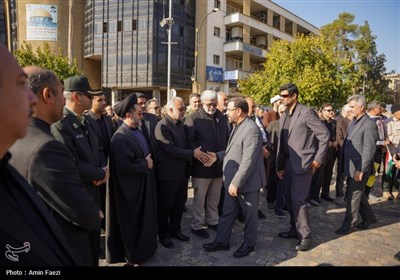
[157,178,188,239]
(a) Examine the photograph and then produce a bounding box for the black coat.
[184,108,229,178]
[106,123,158,264]
[0,153,79,266]
[51,107,106,206]
[155,115,193,181]
[9,118,101,266]
[85,110,115,162]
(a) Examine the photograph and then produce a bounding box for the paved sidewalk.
[100,181,400,266]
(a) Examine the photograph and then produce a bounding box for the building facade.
[3,0,319,103]
[84,0,195,104]
[195,0,319,95]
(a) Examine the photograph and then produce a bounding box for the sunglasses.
[324,109,334,112]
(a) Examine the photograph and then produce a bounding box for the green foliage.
[239,12,387,108]
[14,41,81,81]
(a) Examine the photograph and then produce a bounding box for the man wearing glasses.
[51,75,109,266]
[276,83,329,251]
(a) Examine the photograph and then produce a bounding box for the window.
[117,21,122,32]
[180,26,184,37]
[214,27,220,37]
[103,22,107,33]
[214,0,221,9]
[213,55,220,65]
[132,19,137,31]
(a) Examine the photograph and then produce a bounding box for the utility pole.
[160,0,176,101]
[192,8,219,93]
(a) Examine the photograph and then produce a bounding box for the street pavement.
[100,176,400,267]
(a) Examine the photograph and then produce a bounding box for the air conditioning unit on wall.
[231,26,243,40]
[256,36,266,47]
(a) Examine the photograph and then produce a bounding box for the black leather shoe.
[207,224,218,231]
[278,231,298,239]
[159,238,175,248]
[295,237,312,251]
[191,228,210,239]
[356,218,377,230]
[320,195,334,202]
[203,241,230,252]
[233,243,254,258]
[335,226,354,235]
[171,232,190,241]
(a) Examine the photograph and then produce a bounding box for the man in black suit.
[0,44,78,266]
[155,97,208,248]
[276,83,329,251]
[335,95,378,235]
[10,67,101,266]
[51,75,109,266]
[134,92,159,156]
[85,92,114,230]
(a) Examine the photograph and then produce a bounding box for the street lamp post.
[192,8,219,93]
[160,0,176,101]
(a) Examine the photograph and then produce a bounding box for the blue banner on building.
[206,66,223,83]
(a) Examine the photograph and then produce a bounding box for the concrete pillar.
[280,15,285,32]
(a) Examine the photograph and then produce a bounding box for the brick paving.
[100,176,400,267]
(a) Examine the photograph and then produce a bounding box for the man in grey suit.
[276,83,329,251]
[203,97,266,258]
[335,94,378,235]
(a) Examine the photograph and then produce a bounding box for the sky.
[273,0,400,73]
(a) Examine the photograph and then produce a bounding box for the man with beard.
[185,90,230,239]
[203,97,266,258]
[106,93,158,266]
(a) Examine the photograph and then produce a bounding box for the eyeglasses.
[226,107,236,112]
[176,107,186,112]
[279,94,292,98]
[149,106,160,110]
[324,109,334,112]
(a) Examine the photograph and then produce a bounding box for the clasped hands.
[193,146,217,167]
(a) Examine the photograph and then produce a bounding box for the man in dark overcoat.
[106,93,158,266]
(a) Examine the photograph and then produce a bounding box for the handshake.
[194,146,217,167]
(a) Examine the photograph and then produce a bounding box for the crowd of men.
[1,43,399,266]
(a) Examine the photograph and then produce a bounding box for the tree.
[14,41,81,80]
[239,12,388,107]
[320,13,387,101]
[239,34,345,108]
